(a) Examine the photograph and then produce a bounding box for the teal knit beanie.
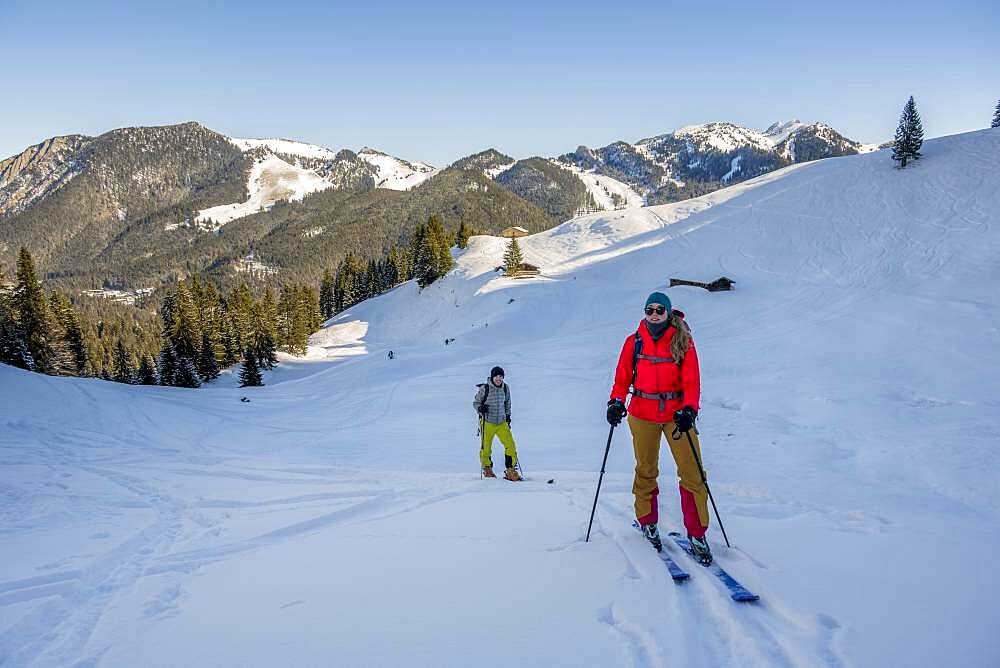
[645,292,672,311]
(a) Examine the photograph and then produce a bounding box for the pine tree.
[411,223,436,288]
[14,248,73,375]
[169,283,201,362]
[319,268,335,319]
[992,99,1000,129]
[892,96,924,168]
[112,340,136,384]
[388,245,411,283]
[174,355,202,388]
[504,237,524,276]
[158,342,179,386]
[197,332,220,382]
[225,284,255,363]
[137,355,158,385]
[456,221,472,249]
[239,349,263,387]
[254,288,280,370]
[0,269,32,370]
[49,292,88,376]
[334,254,364,311]
[427,216,454,279]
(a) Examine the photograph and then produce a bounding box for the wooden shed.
[669,276,736,292]
[501,226,530,239]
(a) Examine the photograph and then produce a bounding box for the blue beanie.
[645,292,672,311]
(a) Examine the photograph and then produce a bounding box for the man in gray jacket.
[474,366,522,481]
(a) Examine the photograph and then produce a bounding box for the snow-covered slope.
[553,159,645,210]
[2,130,998,667]
[357,147,438,190]
[199,140,440,227]
[195,154,333,230]
[673,121,775,153]
[228,137,339,161]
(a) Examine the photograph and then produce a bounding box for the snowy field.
[2,129,999,666]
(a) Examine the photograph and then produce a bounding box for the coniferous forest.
[1,213,464,386]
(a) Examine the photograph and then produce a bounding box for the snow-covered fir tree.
[892,96,924,168]
[239,349,263,387]
[992,99,1000,128]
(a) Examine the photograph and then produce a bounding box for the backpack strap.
[476,383,490,413]
[631,328,642,392]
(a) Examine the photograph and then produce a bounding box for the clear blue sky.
[2,0,997,165]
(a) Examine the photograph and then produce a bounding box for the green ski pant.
[479,421,518,469]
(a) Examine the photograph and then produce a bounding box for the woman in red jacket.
[606,292,712,564]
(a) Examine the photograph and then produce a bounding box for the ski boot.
[688,534,713,565]
[641,523,663,552]
[482,466,497,478]
[503,467,523,482]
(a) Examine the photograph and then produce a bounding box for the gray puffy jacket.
[474,381,510,425]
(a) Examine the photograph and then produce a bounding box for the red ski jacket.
[610,315,701,423]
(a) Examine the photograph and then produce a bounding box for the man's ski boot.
[503,467,523,482]
[688,534,713,565]
[482,466,497,478]
[641,523,663,552]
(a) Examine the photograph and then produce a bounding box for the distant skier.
[606,292,712,564]
[388,350,394,359]
[474,366,522,481]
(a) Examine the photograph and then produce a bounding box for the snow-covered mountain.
[2,128,997,667]
[448,119,876,219]
[356,147,438,189]
[198,137,440,227]
[449,148,516,178]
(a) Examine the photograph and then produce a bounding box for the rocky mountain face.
[0,135,91,218]
[1,123,249,274]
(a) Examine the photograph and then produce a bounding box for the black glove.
[673,406,698,433]
[505,414,511,425]
[478,404,488,417]
[606,399,627,426]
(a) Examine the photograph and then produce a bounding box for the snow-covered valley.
[2,129,999,667]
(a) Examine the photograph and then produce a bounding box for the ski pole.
[679,428,731,548]
[479,416,486,478]
[585,424,616,542]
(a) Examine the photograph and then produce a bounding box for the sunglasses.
[644,305,668,316]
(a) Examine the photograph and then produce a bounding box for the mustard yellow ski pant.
[479,421,518,469]
[628,414,710,537]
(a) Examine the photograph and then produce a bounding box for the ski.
[632,521,689,581]
[668,532,759,602]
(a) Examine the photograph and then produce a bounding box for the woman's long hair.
[669,312,692,364]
